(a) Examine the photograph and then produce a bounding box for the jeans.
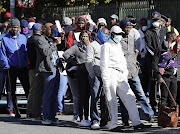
[0,70,13,112]
[43,67,60,120]
[57,74,68,113]
[9,67,30,115]
[120,76,154,122]
[89,76,110,125]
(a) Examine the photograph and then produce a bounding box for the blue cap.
[20,19,28,27]
[32,23,42,31]
[120,19,132,30]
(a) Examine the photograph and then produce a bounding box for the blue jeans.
[43,68,60,120]
[89,76,110,125]
[120,76,154,122]
[0,70,13,112]
[57,74,68,113]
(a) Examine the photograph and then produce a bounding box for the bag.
[158,82,179,128]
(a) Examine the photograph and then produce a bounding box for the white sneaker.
[91,121,100,130]
[70,118,77,123]
[79,120,91,127]
[42,119,53,125]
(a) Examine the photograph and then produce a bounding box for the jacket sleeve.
[145,30,155,55]
[36,37,56,58]
[152,46,162,79]
[134,29,141,53]
[85,43,95,79]
[66,31,73,49]
[63,45,78,65]
[100,43,110,89]
[0,38,10,69]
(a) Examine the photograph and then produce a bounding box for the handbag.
[158,82,179,128]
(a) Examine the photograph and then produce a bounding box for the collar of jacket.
[8,32,20,39]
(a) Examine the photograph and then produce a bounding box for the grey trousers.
[67,76,79,120]
[26,69,44,118]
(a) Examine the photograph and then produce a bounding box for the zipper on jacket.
[15,37,21,68]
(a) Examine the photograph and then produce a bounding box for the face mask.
[113,35,122,43]
[142,26,148,31]
[152,21,160,28]
[96,28,109,44]
[22,28,29,35]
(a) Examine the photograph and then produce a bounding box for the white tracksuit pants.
[104,68,141,129]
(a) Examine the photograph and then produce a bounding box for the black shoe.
[146,116,156,123]
[15,113,21,118]
[26,114,33,119]
[122,121,131,129]
[109,126,124,132]
[133,123,151,130]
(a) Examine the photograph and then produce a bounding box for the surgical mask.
[22,28,29,35]
[152,22,160,28]
[113,35,122,43]
[142,26,148,31]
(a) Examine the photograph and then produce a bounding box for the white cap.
[97,18,107,27]
[110,14,119,20]
[110,25,124,34]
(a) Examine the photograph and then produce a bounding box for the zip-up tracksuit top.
[0,32,28,69]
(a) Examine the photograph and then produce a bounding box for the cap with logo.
[32,23,42,31]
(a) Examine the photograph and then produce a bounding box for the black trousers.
[161,75,177,107]
[9,67,30,114]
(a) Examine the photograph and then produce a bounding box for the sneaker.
[91,121,100,130]
[9,110,15,117]
[15,113,21,118]
[78,120,91,127]
[52,118,62,125]
[122,121,131,129]
[26,114,33,119]
[70,118,78,123]
[109,126,124,132]
[42,119,53,125]
[146,116,156,123]
[133,123,152,130]
[32,116,42,122]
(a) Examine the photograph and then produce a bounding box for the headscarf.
[96,28,109,45]
[76,16,87,31]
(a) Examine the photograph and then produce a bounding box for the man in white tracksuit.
[100,25,151,132]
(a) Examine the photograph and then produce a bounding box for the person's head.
[3,21,9,30]
[62,17,72,26]
[110,25,124,43]
[4,12,11,21]
[151,11,161,28]
[97,18,107,30]
[79,30,90,45]
[32,23,42,35]
[44,22,53,37]
[166,32,176,42]
[166,17,172,27]
[20,19,29,35]
[76,16,87,30]
[160,15,168,28]
[10,18,20,36]
[120,19,132,35]
[27,17,35,30]
[96,27,109,44]
[126,15,136,28]
[139,18,148,31]
[110,14,119,26]
[70,16,76,24]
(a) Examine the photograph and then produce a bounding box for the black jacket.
[145,26,166,57]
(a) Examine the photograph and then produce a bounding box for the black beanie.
[11,18,20,27]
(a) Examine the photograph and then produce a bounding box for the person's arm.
[0,38,10,69]
[145,30,155,56]
[63,45,77,65]
[85,43,95,79]
[100,42,110,89]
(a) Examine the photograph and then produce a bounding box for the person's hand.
[158,77,165,85]
[54,37,61,46]
[60,30,65,40]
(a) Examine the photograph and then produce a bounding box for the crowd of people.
[0,10,180,132]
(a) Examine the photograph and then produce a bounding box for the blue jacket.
[0,32,28,69]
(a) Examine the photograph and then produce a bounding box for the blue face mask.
[113,35,122,43]
[96,28,109,44]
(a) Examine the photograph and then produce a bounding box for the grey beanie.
[11,18,20,27]
[62,17,72,26]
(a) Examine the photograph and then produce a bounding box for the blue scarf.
[96,28,109,45]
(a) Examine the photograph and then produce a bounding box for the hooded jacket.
[0,32,28,69]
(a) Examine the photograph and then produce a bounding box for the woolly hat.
[20,19,28,27]
[11,18,20,27]
[97,18,107,27]
[4,12,11,18]
[62,17,72,26]
[27,18,35,23]
[120,19,132,30]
